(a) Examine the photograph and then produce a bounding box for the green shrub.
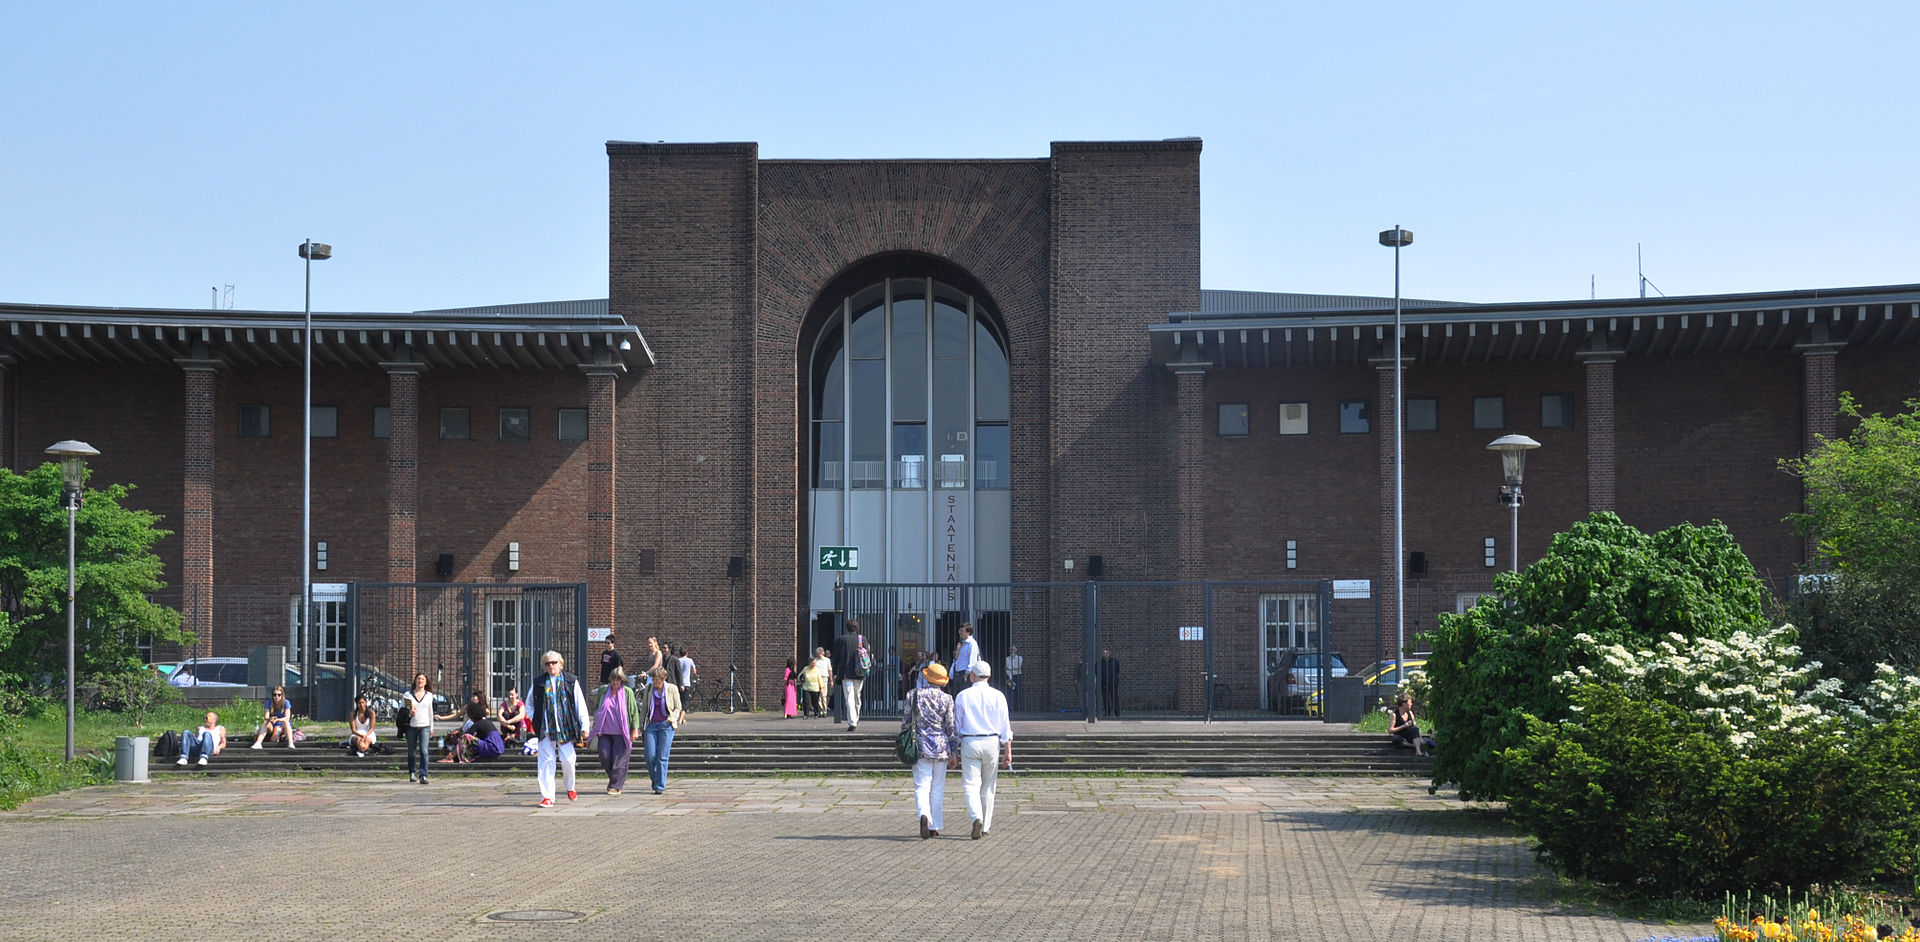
[0,714,106,810]
[1424,512,1767,800]
[1504,684,1920,895]
[89,669,181,727]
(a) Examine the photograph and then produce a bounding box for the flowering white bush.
[1557,624,1920,752]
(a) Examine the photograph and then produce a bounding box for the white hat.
[971,661,991,679]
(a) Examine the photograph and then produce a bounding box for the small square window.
[439,407,470,440]
[1277,402,1309,436]
[371,406,390,440]
[1339,400,1371,434]
[1218,403,1249,437]
[1472,396,1506,430]
[557,408,588,441]
[238,404,270,438]
[499,407,530,442]
[1405,398,1437,431]
[310,405,338,439]
[1541,394,1575,429]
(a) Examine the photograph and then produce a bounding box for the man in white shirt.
[1004,645,1024,712]
[951,623,979,683]
[952,660,1014,840]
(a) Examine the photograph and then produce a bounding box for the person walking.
[1004,645,1024,712]
[951,623,979,685]
[809,646,834,719]
[527,650,591,808]
[781,657,800,718]
[677,646,698,703]
[590,667,641,795]
[640,666,686,795]
[953,661,1014,839]
[831,621,868,732]
[598,634,624,687]
[402,674,435,784]
[1098,649,1121,717]
[900,661,959,839]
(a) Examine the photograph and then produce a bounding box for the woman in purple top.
[590,667,642,795]
[901,662,959,838]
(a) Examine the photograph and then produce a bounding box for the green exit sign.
[818,546,860,571]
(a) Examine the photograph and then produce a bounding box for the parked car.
[1265,649,1348,712]
[316,663,448,720]
[166,657,300,688]
[1306,657,1425,716]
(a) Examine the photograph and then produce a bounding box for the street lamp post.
[46,440,99,762]
[298,241,332,705]
[1486,434,1542,573]
[1378,227,1412,674]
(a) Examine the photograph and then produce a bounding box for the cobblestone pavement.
[0,774,1710,941]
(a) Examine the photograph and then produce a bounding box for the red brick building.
[4,137,1916,714]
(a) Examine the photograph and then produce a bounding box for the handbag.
[894,727,919,765]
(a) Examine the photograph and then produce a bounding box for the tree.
[1423,512,1768,800]
[0,463,185,685]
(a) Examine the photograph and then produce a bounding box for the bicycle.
[705,664,745,714]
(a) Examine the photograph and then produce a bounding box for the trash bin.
[114,736,149,783]
[1324,676,1367,724]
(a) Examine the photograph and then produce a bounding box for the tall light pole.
[1487,434,1541,572]
[1378,227,1412,674]
[46,440,99,762]
[299,240,332,701]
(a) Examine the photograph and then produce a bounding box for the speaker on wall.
[1409,551,1427,576]
[636,549,657,575]
[436,553,454,578]
[1087,555,1105,580]
[727,556,745,579]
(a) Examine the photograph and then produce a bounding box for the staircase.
[150,727,1432,778]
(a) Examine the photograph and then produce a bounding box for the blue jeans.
[643,721,675,792]
[406,726,430,780]
[181,729,216,762]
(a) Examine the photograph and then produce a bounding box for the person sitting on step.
[176,711,227,766]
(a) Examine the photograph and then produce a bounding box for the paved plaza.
[0,770,1710,941]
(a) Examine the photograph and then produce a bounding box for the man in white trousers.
[952,660,1014,840]
[526,650,591,808]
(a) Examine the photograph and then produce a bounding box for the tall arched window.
[808,277,1010,604]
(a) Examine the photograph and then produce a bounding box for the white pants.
[912,757,948,831]
[841,677,864,726]
[536,737,577,801]
[960,737,1002,833]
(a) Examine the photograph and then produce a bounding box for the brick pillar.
[0,354,13,470]
[382,361,423,669]
[1171,362,1207,712]
[177,358,221,658]
[583,364,622,638]
[1370,355,1405,665]
[1576,351,1619,513]
[1796,338,1847,565]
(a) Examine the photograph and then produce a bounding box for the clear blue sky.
[5,2,1915,314]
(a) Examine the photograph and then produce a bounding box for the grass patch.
[0,697,269,809]
[1350,710,1391,733]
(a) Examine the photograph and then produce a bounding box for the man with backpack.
[831,619,870,732]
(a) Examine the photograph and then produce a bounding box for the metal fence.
[840,579,1347,721]
[340,582,587,719]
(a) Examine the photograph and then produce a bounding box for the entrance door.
[488,596,550,703]
[1259,593,1319,711]
[288,586,349,667]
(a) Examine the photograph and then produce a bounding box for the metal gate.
[839,579,1339,720]
[343,582,587,719]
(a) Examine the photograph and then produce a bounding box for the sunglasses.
[544,660,560,666]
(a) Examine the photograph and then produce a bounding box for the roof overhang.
[0,302,653,372]
[1150,284,1920,369]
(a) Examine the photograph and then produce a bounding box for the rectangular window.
[1339,400,1371,434]
[310,405,338,438]
[499,407,530,442]
[439,407,470,440]
[1541,394,1575,428]
[1405,398,1437,431]
[1277,402,1309,436]
[975,424,1009,489]
[893,423,927,489]
[1472,396,1505,430]
[371,406,390,440]
[557,408,588,441]
[1218,403,1249,437]
[238,404,270,438]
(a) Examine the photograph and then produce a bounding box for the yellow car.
[1305,658,1426,716]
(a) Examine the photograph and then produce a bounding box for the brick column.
[1796,338,1847,565]
[0,354,13,470]
[1576,350,1620,513]
[177,358,221,658]
[1370,355,1405,663]
[583,364,623,639]
[382,361,423,668]
[1170,362,1208,712]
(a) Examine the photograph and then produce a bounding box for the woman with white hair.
[525,650,591,808]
